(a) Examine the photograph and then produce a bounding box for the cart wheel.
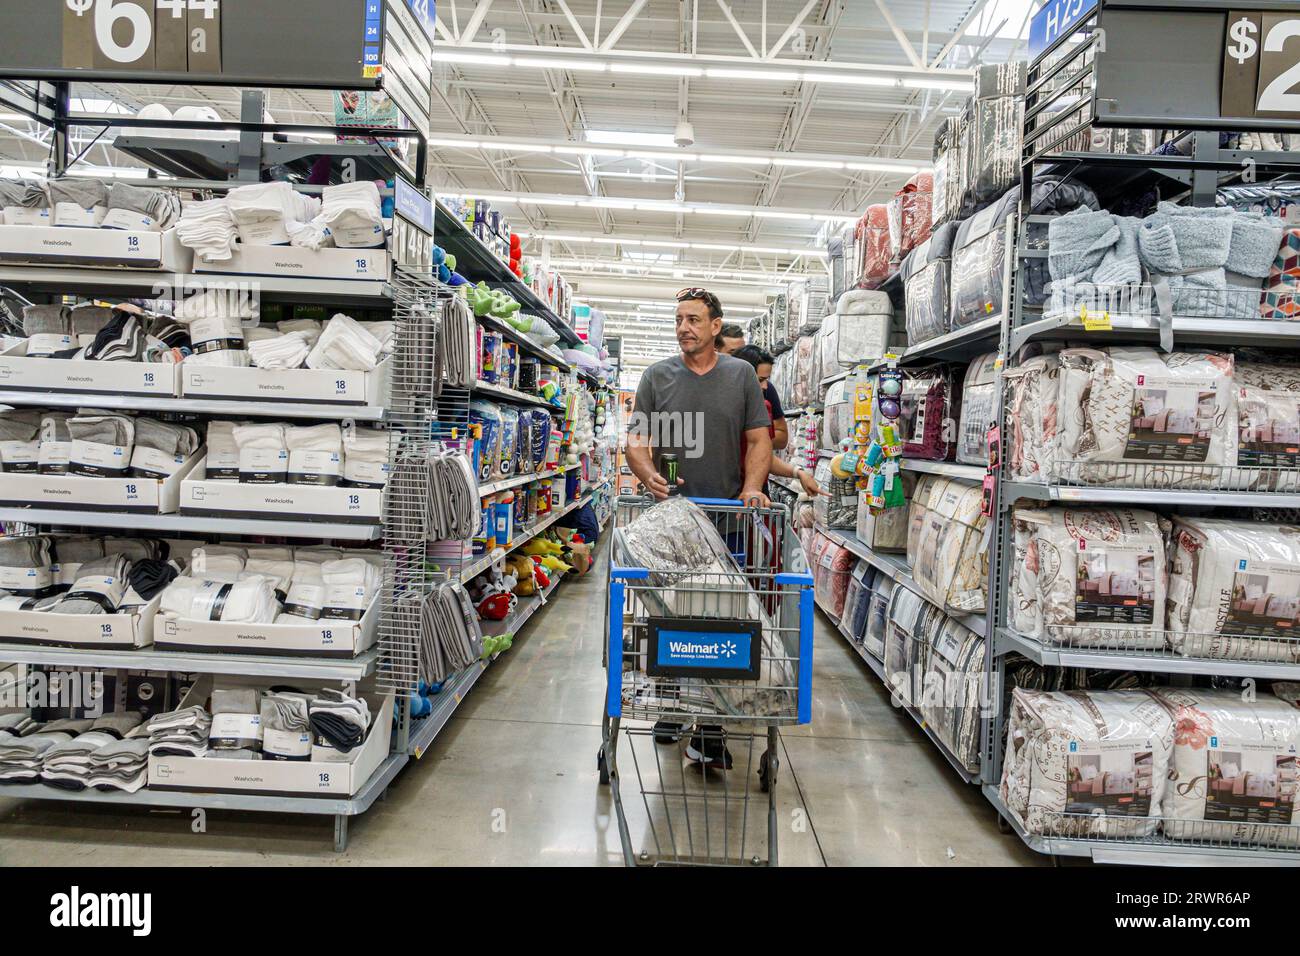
[758,751,772,793]
[597,746,610,786]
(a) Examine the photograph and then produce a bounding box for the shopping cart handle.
[686,497,745,506]
[775,572,814,587]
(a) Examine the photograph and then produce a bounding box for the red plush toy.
[509,233,523,278]
[477,591,516,621]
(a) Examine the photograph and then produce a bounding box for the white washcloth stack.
[175,198,237,263]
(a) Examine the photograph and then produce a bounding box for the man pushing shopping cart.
[605,287,813,866]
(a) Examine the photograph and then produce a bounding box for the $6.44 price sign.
[1222,10,1300,120]
[62,0,222,75]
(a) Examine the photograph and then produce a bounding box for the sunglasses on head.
[676,287,711,301]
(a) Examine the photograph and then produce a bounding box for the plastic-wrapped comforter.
[1167,517,1300,663]
[1152,687,1300,846]
[1004,353,1061,482]
[956,352,999,465]
[918,617,985,774]
[1010,507,1169,649]
[907,476,988,615]
[1000,687,1175,838]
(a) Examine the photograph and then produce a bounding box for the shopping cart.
[597,495,813,866]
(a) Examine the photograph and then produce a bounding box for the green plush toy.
[490,290,522,318]
[470,281,496,317]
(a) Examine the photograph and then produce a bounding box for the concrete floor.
[0,544,1045,866]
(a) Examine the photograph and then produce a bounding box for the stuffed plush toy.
[537,553,571,574]
[506,554,538,595]
[523,535,563,557]
[566,538,593,576]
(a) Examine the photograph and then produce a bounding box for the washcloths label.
[99,209,159,231]
[69,440,129,478]
[25,333,74,357]
[238,447,288,484]
[0,440,40,473]
[0,564,52,596]
[209,713,263,747]
[282,581,325,620]
[4,207,49,226]
[321,584,367,621]
[38,441,70,474]
[287,449,342,486]
[130,445,187,480]
[342,458,389,488]
[53,202,104,227]
[263,728,312,760]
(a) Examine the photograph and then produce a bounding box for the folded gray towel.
[101,537,162,563]
[1228,213,1287,278]
[49,554,130,615]
[0,179,47,209]
[106,182,181,229]
[211,688,259,715]
[22,304,70,336]
[67,414,134,449]
[0,535,52,571]
[134,417,199,457]
[89,712,143,739]
[69,304,114,339]
[260,691,311,733]
[40,412,71,444]
[0,409,43,442]
[52,536,104,566]
[48,178,107,212]
[40,717,95,736]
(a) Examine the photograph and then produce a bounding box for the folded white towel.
[205,420,239,480]
[160,573,280,623]
[342,423,390,487]
[277,318,323,345]
[315,181,384,248]
[249,331,310,370]
[176,199,237,263]
[190,545,246,583]
[306,313,383,372]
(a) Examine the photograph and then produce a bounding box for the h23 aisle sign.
[62,0,221,74]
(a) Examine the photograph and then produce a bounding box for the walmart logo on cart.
[668,639,738,659]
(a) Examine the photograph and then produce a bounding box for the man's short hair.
[718,323,745,342]
[733,344,774,370]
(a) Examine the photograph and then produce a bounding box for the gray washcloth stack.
[0,179,48,210]
[0,714,36,736]
[48,178,106,214]
[0,409,43,441]
[40,731,119,791]
[260,691,312,760]
[102,537,163,563]
[48,554,130,615]
[89,711,143,739]
[147,706,211,758]
[134,417,199,457]
[69,304,115,339]
[0,732,70,783]
[106,182,182,229]
[209,688,262,752]
[21,304,70,336]
[308,687,371,753]
[41,412,71,443]
[0,535,53,574]
[85,737,149,792]
[66,416,135,477]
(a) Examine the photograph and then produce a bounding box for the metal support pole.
[237,90,264,183]
[1190,130,1218,208]
[49,82,70,178]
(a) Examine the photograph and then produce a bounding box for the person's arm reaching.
[740,426,773,508]
[766,385,789,451]
[769,456,822,497]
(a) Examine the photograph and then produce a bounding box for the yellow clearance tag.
[1080,304,1111,332]
[854,382,873,421]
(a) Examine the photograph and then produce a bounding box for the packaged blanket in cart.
[834,290,892,367]
[1054,347,1236,486]
[902,221,957,346]
[863,575,894,660]
[950,184,1018,328]
[856,469,913,553]
[1000,688,1175,838]
[956,352,999,466]
[1004,353,1061,482]
[1009,507,1169,650]
[918,618,985,774]
[1151,687,1300,847]
[1233,361,1300,487]
[907,475,988,615]
[897,363,958,461]
[1167,517,1300,663]
[855,204,893,289]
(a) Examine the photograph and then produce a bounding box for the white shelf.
[477,463,579,497]
[0,643,379,681]
[473,379,567,413]
[871,315,1002,371]
[0,507,382,541]
[818,524,986,636]
[901,459,986,481]
[0,265,391,303]
[1003,479,1300,510]
[0,389,385,422]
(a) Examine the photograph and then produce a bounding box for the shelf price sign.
[62,0,221,74]
[1222,10,1300,121]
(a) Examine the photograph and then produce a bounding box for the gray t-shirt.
[632,353,770,499]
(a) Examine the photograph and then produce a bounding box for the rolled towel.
[277,318,322,345]
[48,555,131,615]
[305,313,382,372]
[0,536,53,597]
[248,331,311,370]
[161,573,278,623]
[0,409,42,442]
[0,408,43,473]
[308,687,370,753]
[0,178,49,222]
[51,535,103,590]
[205,421,239,480]
[243,547,294,596]
[135,417,199,457]
[102,537,163,563]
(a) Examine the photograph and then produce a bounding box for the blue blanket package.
[469,399,502,482]
[531,411,551,469]
[517,410,534,475]
[498,406,519,478]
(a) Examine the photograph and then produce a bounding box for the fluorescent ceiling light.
[586,130,678,148]
[698,153,769,165]
[439,52,512,66]
[513,55,609,71]
[901,77,975,92]
[801,72,898,87]
[705,68,803,82]
[772,157,844,169]
[494,142,553,153]
[611,63,702,77]
[520,231,824,258]
[553,144,626,158]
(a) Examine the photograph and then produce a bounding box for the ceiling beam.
[873,0,924,69]
[765,0,819,60]
[599,0,650,52]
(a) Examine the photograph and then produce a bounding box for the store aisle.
[0,543,1042,866]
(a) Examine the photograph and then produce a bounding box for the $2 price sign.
[62,0,221,75]
[1223,10,1300,120]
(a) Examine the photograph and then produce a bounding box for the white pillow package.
[1153,686,1300,847]
[1167,517,1300,663]
[1010,506,1169,650]
[1054,347,1235,487]
[999,687,1175,838]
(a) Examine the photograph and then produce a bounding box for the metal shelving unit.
[0,390,386,422]
[0,643,380,681]
[0,508,383,541]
